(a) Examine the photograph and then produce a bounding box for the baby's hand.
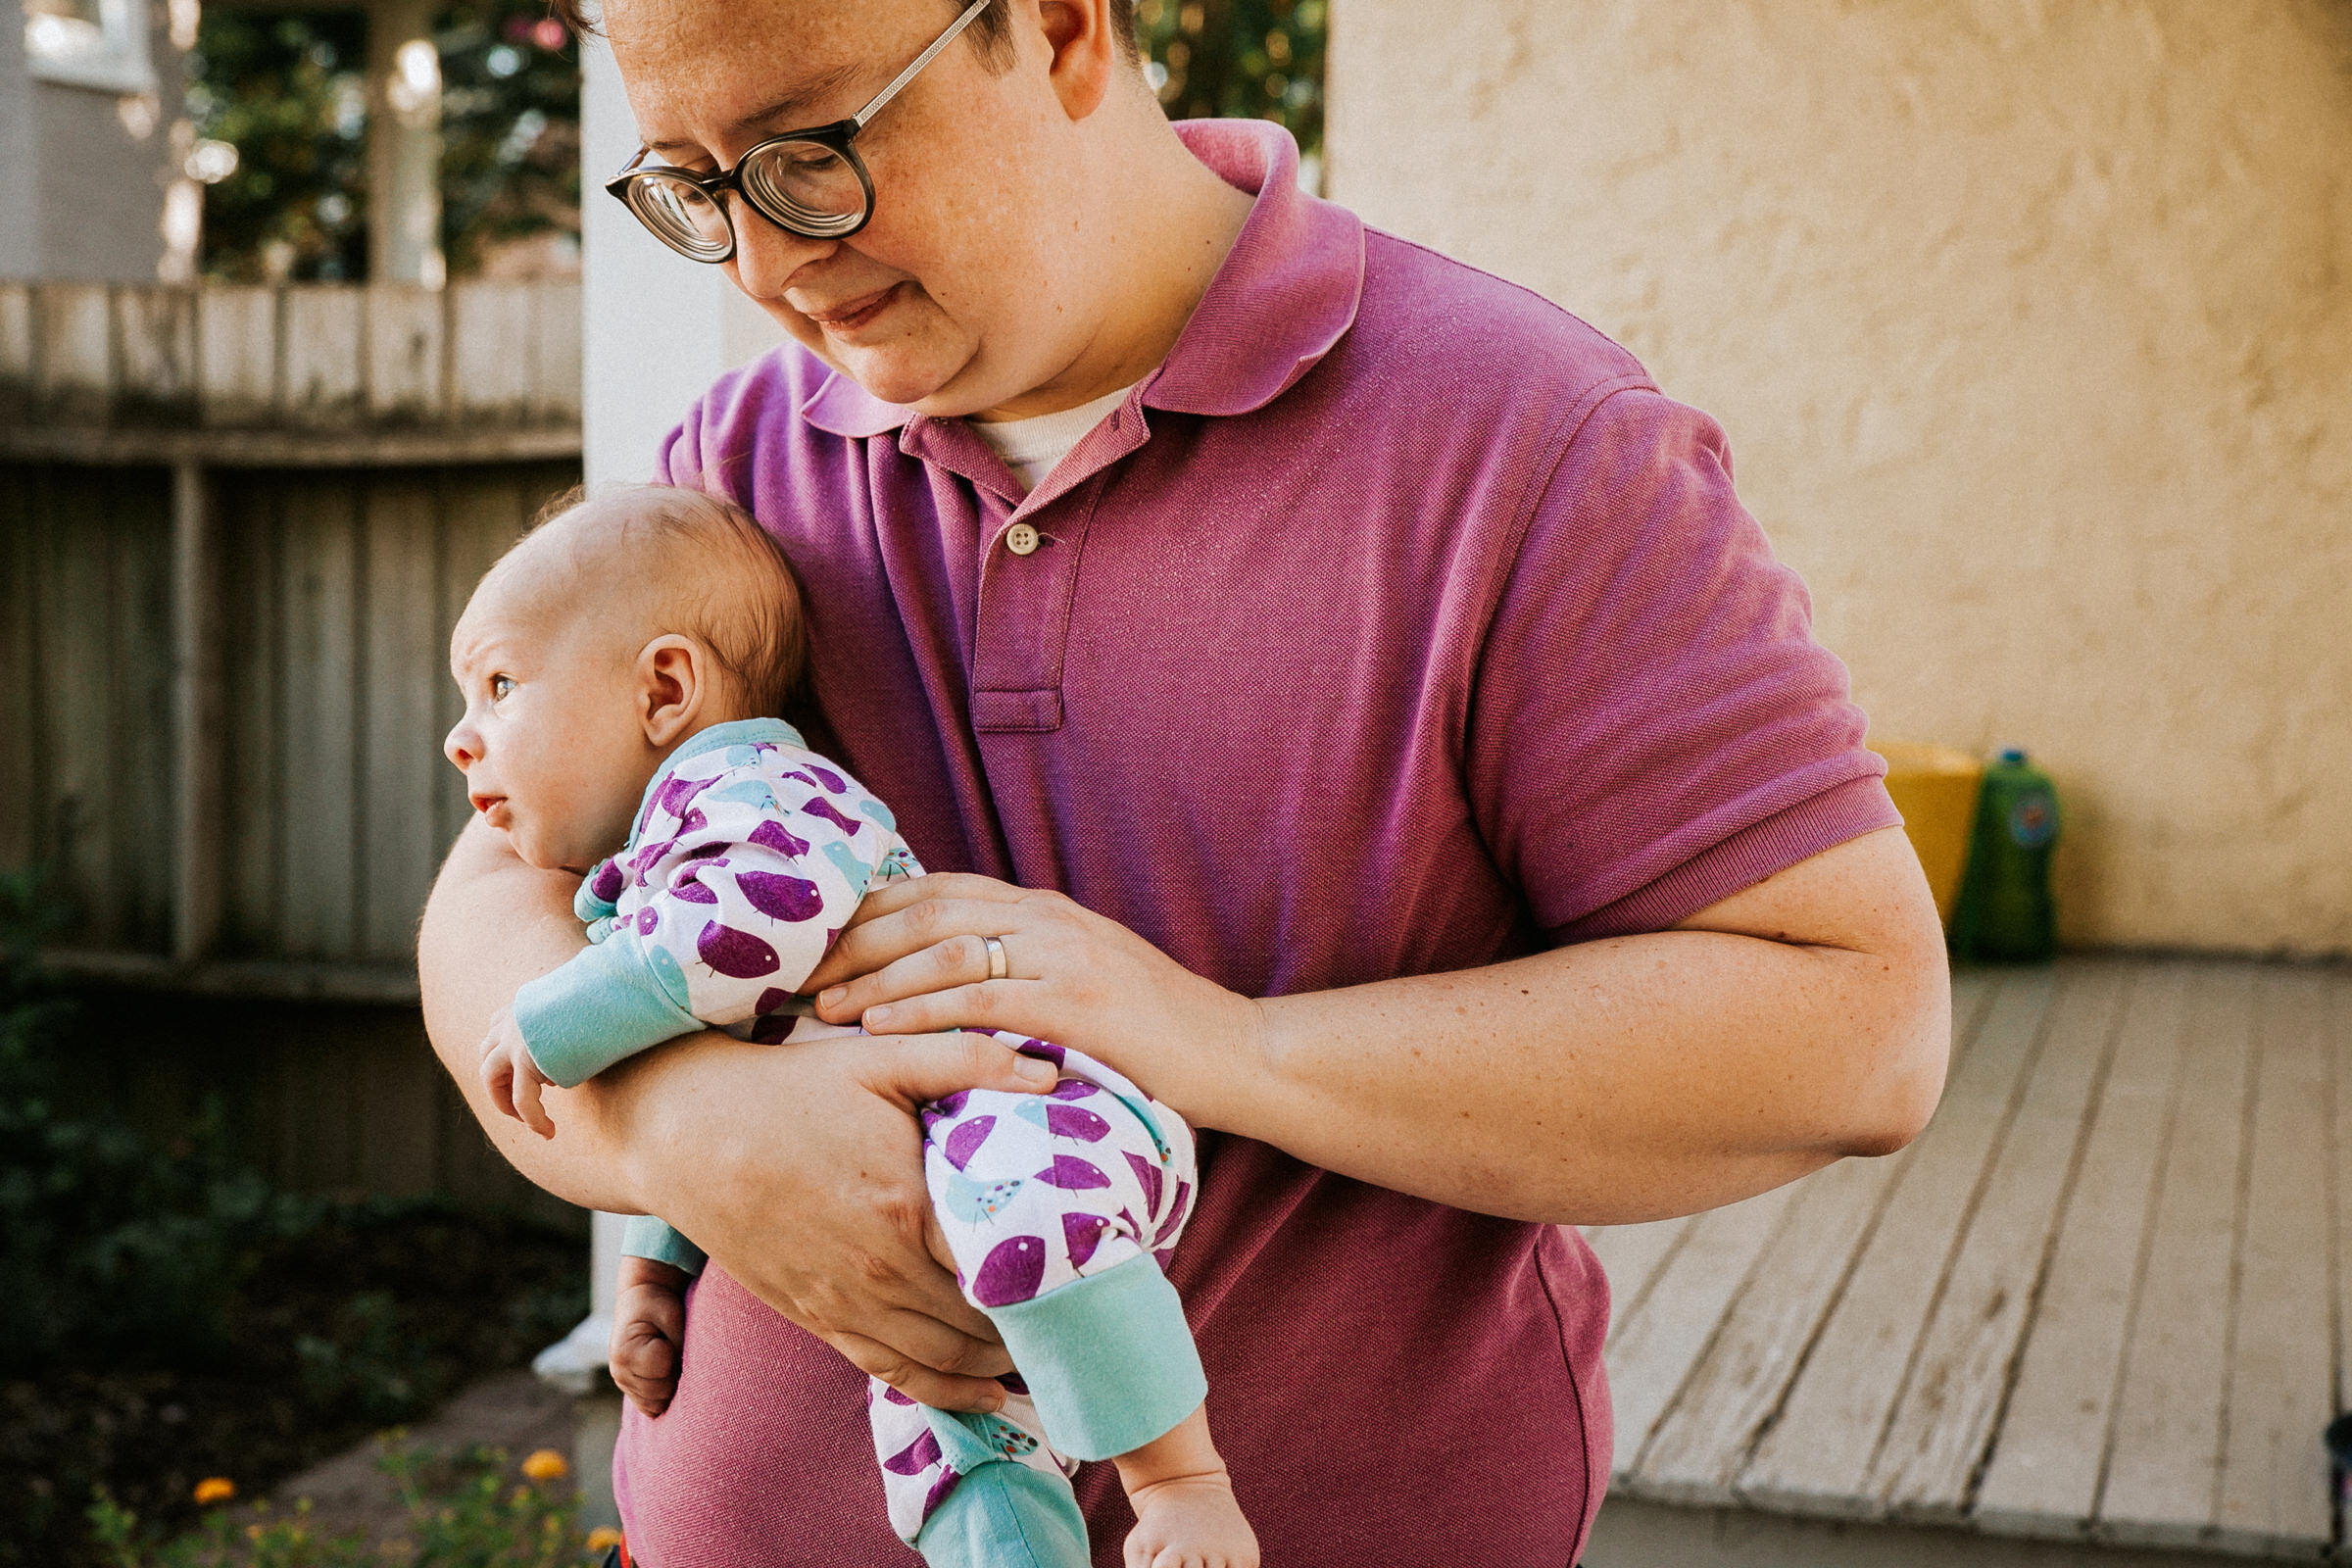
[610,1256,690,1417]
[479,1008,557,1138]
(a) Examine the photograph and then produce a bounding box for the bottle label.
[2008,793,2056,849]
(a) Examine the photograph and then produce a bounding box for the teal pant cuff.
[986,1253,1206,1461]
[619,1215,707,1275]
[911,1453,1088,1568]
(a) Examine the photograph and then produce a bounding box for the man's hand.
[479,1007,558,1139]
[611,1025,1059,1411]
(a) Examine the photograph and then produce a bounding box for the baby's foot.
[1122,1472,1259,1568]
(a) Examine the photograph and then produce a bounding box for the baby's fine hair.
[523,483,812,719]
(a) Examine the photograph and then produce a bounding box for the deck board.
[1740,970,2057,1517]
[2211,969,2334,1555]
[1593,956,2346,1562]
[2098,965,2259,1547]
[1872,961,2129,1521]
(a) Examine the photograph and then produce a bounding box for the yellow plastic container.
[1870,741,1984,929]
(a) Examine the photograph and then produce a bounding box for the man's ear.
[637,635,708,747]
[1033,0,1117,122]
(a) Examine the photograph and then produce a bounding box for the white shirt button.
[1005,522,1041,557]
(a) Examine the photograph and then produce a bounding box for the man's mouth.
[801,283,900,334]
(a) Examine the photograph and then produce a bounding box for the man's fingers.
[859,1032,1056,1107]
[862,1303,1012,1380]
[806,890,1025,992]
[830,1331,1009,1414]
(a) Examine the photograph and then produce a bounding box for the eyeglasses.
[605,0,990,263]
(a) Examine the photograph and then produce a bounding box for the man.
[420,2,1951,1562]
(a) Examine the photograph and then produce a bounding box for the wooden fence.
[1,278,584,1218]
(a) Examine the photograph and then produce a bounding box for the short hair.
[524,483,812,721]
[548,0,1141,67]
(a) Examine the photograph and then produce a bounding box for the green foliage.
[436,3,583,277]
[185,12,370,281]
[187,2,581,281]
[1137,0,1327,167]
[0,872,315,1376]
[85,1443,604,1568]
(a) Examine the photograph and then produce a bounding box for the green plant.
[84,1443,603,1568]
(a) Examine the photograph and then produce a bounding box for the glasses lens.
[739,139,870,239]
[626,172,733,261]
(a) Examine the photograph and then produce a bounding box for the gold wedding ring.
[984,935,1008,981]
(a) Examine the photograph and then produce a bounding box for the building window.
[24,0,157,94]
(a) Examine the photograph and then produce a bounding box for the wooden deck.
[1584,956,2350,1562]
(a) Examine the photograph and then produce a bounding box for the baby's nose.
[443,722,479,770]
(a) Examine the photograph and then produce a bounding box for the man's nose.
[727,198,837,301]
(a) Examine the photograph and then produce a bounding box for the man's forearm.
[1209,829,1951,1226]
[419,817,653,1212]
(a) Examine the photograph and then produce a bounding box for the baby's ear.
[638,634,707,746]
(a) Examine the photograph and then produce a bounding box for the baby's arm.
[495,752,897,1122]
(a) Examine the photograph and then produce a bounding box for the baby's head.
[444,484,808,873]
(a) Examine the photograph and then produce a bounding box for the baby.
[443,485,1256,1568]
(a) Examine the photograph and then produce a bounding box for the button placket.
[969,475,1104,734]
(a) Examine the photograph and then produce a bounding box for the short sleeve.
[1466,387,1899,943]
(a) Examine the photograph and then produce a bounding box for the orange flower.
[192,1477,236,1506]
[520,1448,569,1484]
[585,1528,624,1552]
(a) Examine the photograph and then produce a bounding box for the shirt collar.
[800,119,1365,440]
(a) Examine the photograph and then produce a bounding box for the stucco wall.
[1329,0,2352,955]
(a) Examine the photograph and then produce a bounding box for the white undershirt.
[965,380,1143,495]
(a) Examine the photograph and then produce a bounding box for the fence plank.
[361,475,447,963]
[1872,961,2129,1521]
[367,286,447,421]
[115,287,198,413]
[533,279,582,419]
[277,481,363,957]
[0,282,35,417]
[195,285,279,421]
[281,286,367,427]
[2210,968,2334,1555]
[35,284,113,421]
[0,465,38,869]
[102,467,177,953]
[1739,970,2056,1518]
[1972,965,2190,1538]
[220,477,285,953]
[172,465,226,961]
[449,281,539,421]
[2096,963,2258,1547]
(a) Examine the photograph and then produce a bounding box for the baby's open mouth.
[470,794,511,825]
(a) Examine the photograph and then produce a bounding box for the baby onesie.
[511,718,1202,1568]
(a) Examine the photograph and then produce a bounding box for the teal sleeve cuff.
[514,935,704,1088]
[984,1253,1206,1461]
[620,1215,707,1276]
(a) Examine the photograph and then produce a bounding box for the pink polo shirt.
[615,119,1897,1566]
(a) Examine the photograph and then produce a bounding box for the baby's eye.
[491,675,514,702]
